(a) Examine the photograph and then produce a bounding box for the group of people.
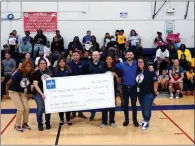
[1,28,194,133]
[3,48,158,132]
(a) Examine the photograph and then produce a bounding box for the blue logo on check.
[46,80,56,89]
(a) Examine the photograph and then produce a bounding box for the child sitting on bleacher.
[158,70,169,93]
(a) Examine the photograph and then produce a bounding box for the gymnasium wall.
[1,1,194,49]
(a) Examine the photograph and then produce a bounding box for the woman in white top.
[128,29,141,47]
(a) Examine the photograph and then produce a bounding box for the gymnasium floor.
[1,95,194,145]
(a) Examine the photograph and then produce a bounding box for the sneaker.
[141,121,149,130]
[110,123,116,128]
[139,120,144,126]
[78,113,87,119]
[14,125,23,132]
[46,123,51,130]
[22,123,31,130]
[100,124,106,128]
[175,94,179,99]
[38,124,44,131]
[133,121,139,127]
[89,114,95,121]
[59,120,64,124]
[170,94,173,100]
[67,121,72,126]
[123,121,129,127]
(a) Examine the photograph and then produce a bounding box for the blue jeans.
[138,93,155,122]
[33,44,44,58]
[33,93,51,125]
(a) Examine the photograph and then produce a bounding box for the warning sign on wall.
[23,12,57,32]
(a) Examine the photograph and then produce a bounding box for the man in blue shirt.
[68,51,87,119]
[85,51,105,120]
[117,51,139,127]
[82,30,92,44]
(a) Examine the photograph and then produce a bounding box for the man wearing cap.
[19,37,32,58]
[117,50,139,127]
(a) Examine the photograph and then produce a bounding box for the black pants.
[118,44,125,59]
[59,112,70,121]
[102,89,117,124]
[72,111,84,115]
[122,85,137,122]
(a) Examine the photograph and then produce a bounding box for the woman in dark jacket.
[100,55,121,128]
[136,57,158,130]
[54,57,72,126]
[179,54,191,71]
[68,36,83,52]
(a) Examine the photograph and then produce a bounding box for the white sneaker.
[141,121,149,130]
[139,120,144,126]
[170,94,173,100]
[175,94,179,99]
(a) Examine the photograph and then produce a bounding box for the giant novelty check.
[43,73,115,114]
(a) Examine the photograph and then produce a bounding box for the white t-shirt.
[154,49,169,62]
[129,35,140,46]
[35,57,51,67]
[8,37,17,45]
[43,46,51,58]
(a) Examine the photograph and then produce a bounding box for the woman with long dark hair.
[54,57,72,125]
[136,57,158,130]
[6,60,34,132]
[32,58,52,131]
[100,55,121,128]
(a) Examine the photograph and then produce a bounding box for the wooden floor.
[1,95,195,145]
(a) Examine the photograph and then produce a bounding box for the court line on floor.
[153,103,195,144]
[55,124,62,145]
[1,104,195,114]
[1,115,16,135]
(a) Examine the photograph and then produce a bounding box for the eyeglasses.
[40,63,46,64]
[138,61,144,63]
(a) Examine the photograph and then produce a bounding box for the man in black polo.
[86,51,105,120]
[117,51,139,127]
[68,51,87,119]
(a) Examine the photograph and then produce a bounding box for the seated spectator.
[52,30,64,48]
[169,72,182,99]
[44,41,51,58]
[158,70,169,92]
[191,57,195,68]
[2,52,16,76]
[114,54,123,64]
[128,29,141,47]
[23,30,34,45]
[51,36,64,53]
[103,33,111,48]
[33,30,47,58]
[1,64,5,100]
[67,50,73,62]
[169,59,184,97]
[90,35,100,52]
[81,50,92,63]
[154,31,165,47]
[82,30,92,44]
[19,38,32,58]
[68,36,83,53]
[1,44,11,60]
[183,67,195,95]
[179,54,191,71]
[154,45,170,75]
[35,51,50,68]
[168,44,178,64]
[20,53,35,67]
[177,44,192,62]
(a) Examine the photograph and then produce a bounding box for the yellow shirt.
[117,35,126,44]
[177,49,192,62]
[186,71,194,80]
[191,58,195,67]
